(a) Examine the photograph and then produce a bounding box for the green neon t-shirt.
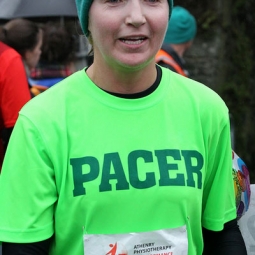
[0,67,236,255]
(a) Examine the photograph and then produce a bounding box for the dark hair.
[40,22,75,64]
[0,18,41,57]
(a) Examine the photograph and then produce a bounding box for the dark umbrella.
[0,0,77,20]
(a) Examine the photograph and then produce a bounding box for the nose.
[125,0,146,27]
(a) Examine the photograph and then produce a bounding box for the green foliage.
[199,11,217,30]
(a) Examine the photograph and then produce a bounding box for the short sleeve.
[202,110,237,231]
[0,115,56,242]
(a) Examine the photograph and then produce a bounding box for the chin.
[117,56,152,70]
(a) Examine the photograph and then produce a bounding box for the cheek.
[155,16,168,36]
[152,19,169,45]
[32,50,41,64]
[36,49,41,58]
[90,20,111,39]
[89,10,119,40]
[90,21,115,52]
[29,51,40,68]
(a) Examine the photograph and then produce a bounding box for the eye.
[144,0,162,4]
[106,0,124,4]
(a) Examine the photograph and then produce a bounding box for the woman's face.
[88,0,169,69]
[24,29,43,69]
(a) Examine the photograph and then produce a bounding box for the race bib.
[84,226,188,255]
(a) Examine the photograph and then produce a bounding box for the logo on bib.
[106,242,128,255]
[84,227,188,255]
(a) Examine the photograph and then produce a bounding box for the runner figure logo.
[106,242,128,255]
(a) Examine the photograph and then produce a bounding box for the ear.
[185,40,193,50]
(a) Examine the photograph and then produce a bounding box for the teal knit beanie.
[164,6,197,44]
[75,0,174,36]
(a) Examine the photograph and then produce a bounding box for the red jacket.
[0,42,31,167]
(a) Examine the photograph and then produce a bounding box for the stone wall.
[186,36,220,89]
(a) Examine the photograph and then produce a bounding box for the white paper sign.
[84,226,188,255]
[238,184,255,255]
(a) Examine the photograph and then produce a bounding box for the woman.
[0,0,247,255]
[29,21,76,94]
[0,18,42,164]
[0,18,43,96]
[0,41,31,168]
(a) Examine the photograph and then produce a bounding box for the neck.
[170,40,193,58]
[23,61,30,76]
[86,61,157,94]
[169,44,187,58]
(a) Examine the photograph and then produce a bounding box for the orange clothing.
[155,49,187,77]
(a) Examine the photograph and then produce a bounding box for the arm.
[0,116,56,250]
[2,237,52,255]
[1,127,13,150]
[203,218,247,255]
[201,97,247,254]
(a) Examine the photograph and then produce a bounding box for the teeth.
[121,38,145,44]
[124,39,144,44]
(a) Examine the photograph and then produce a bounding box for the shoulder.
[162,67,227,107]
[0,43,23,68]
[0,43,20,59]
[160,67,229,125]
[0,51,22,66]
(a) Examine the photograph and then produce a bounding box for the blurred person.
[156,6,197,77]
[0,18,43,96]
[0,40,31,168]
[29,22,76,95]
[0,0,247,255]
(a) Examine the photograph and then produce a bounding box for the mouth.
[119,37,147,45]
